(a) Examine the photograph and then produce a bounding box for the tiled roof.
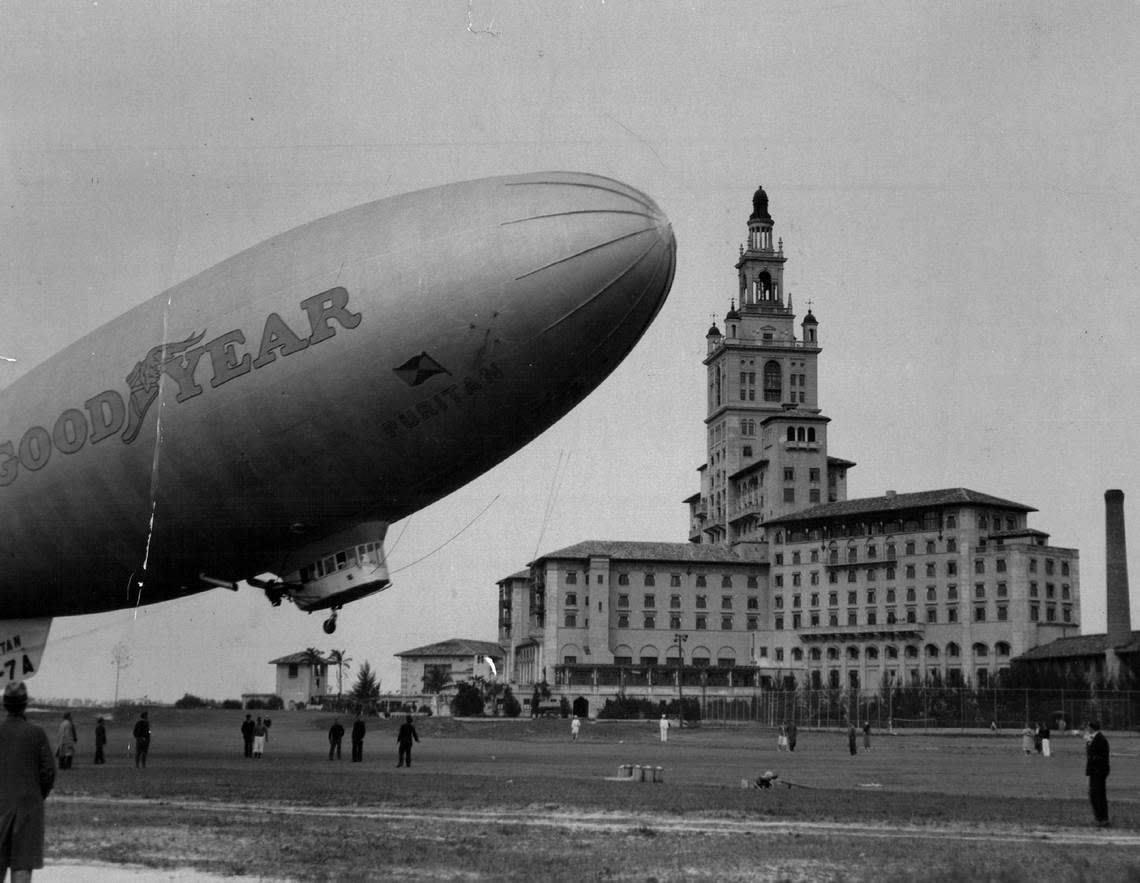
[268,650,332,665]
[1016,631,1140,661]
[531,540,755,565]
[765,488,1035,525]
[394,638,505,659]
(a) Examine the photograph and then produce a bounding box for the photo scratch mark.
[467,0,499,36]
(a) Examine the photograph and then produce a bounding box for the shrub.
[451,682,485,717]
[502,688,522,718]
[174,693,212,709]
[221,699,243,710]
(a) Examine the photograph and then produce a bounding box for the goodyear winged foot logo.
[0,287,361,487]
[122,330,207,443]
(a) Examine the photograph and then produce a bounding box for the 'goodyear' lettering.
[0,287,360,488]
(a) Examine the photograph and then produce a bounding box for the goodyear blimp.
[0,171,675,683]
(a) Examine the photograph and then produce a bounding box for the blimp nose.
[503,173,676,373]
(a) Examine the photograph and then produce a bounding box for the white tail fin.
[0,619,52,685]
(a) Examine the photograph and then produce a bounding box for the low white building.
[269,651,330,708]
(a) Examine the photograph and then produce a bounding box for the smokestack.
[1105,489,1131,655]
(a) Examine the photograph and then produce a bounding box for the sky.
[3,1,1140,703]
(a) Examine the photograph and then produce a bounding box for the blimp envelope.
[0,172,675,641]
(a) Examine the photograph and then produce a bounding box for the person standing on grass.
[93,717,106,765]
[252,717,267,758]
[570,716,580,741]
[55,713,77,770]
[396,715,419,768]
[847,721,857,756]
[658,713,670,743]
[132,712,151,769]
[777,723,788,751]
[862,720,872,752]
[328,719,344,760]
[1039,722,1051,758]
[241,714,255,758]
[1021,724,1034,756]
[787,721,798,752]
[351,712,366,762]
[0,682,56,883]
[1085,720,1110,827]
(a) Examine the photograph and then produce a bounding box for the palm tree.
[327,649,353,701]
[422,665,453,694]
[301,647,327,702]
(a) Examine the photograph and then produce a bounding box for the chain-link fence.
[699,686,1139,732]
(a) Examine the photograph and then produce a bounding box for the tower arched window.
[786,427,795,442]
[807,428,816,443]
[758,271,773,300]
[764,361,782,402]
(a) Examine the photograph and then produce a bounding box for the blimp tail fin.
[0,618,52,686]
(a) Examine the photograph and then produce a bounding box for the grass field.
[31,707,1140,881]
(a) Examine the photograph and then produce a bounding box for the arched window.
[807,427,816,442]
[995,642,1011,657]
[865,646,879,660]
[946,642,960,658]
[905,645,919,659]
[827,647,840,661]
[809,647,822,661]
[885,645,898,659]
[787,426,796,442]
[796,427,806,442]
[972,642,988,657]
[847,646,860,660]
[764,361,782,402]
[925,644,940,659]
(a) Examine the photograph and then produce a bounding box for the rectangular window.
[996,558,1007,573]
[564,613,577,627]
[926,540,936,554]
[747,616,758,631]
[783,488,795,503]
[947,606,958,623]
[926,608,937,623]
[792,551,802,565]
[617,594,629,608]
[669,614,681,630]
[975,583,986,599]
[925,563,936,578]
[670,574,681,587]
[644,573,656,586]
[809,467,820,482]
[1029,581,1039,598]
[747,575,759,588]
[866,610,877,625]
[644,594,656,608]
[695,574,707,587]
[722,575,733,588]
[1030,604,1039,621]
[697,595,708,609]
[905,541,916,555]
[775,575,784,588]
[288,664,299,679]
[565,592,577,607]
[670,595,682,609]
[792,573,802,586]
[997,582,1007,598]
[618,573,630,586]
[696,615,707,630]
[997,605,1008,621]
[1029,559,1038,573]
[722,596,734,609]
[617,614,629,628]
[775,615,784,630]
[564,655,577,664]
[722,616,734,630]
[565,571,578,584]
[905,564,916,579]
[784,467,795,481]
[809,489,821,503]
[747,596,759,610]
[643,614,656,629]
[947,561,957,576]
[974,606,986,622]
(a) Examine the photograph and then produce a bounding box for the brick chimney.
[1105,489,1132,679]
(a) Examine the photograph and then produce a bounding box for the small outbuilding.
[269,651,331,708]
[395,638,505,695]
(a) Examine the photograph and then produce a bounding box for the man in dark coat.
[1085,720,1110,827]
[132,712,151,768]
[328,719,345,761]
[93,717,107,765]
[0,681,56,883]
[396,715,420,768]
[786,721,798,752]
[350,712,365,762]
[240,714,255,758]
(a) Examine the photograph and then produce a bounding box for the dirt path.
[56,794,1140,849]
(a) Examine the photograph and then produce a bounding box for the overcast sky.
[4,1,1139,703]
